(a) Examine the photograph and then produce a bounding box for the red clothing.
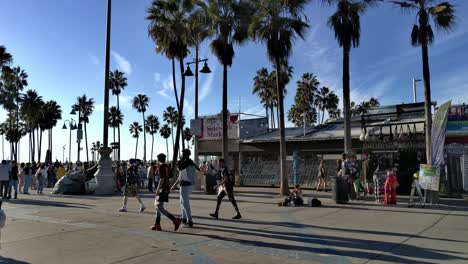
[384,174,397,205]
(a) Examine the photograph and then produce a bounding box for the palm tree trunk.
[170,125,175,152]
[135,137,138,159]
[172,59,180,111]
[117,95,121,161]
[275,56,289,195]
[271,107,275,129]
[165,138,169,159]
[222,63,229,161]
[265,107,270,129]
[343,47,352,154]
[172,58,186,169]
[151,134,154,161]
[2,135,4,160]
[85,122,89,163]
[421,36,432,165]
[38,129,43,162]
[142,112,146,162]
[276,106,280,129]
[321,109,325,125]
[113,127,116,160]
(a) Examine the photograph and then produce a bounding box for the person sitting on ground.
[278,185,304,206]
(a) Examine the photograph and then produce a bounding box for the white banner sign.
[196,115,239,140]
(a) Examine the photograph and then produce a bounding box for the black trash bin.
[205,173,217,195]
[333,176,349,204]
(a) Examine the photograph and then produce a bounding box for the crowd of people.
[0,159,86,199]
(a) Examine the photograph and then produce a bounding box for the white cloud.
[156,74,175,100]
[154,72,161,83]
[111,51,132,75]
[88,53,100,65]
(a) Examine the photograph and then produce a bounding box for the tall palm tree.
[159,124,171,159]
[324,0,379,154]
[147,0,195,168]
[207,0,253,161]
[133,94,150,161]
[42,100,62,162]
[368,97,380,107]
[288,73,319,127]
[163,106,178,151]
[0,123,6,160]
[129,121,143,159]
[20,89,43,162]
[72,94,95,163]
[145,114,160,161]
[109,69,128,161]
[392,0,454,164]
[249,0,309,195]
[109,106,124,160]
[253,68,275,128]
[315,86,336,124]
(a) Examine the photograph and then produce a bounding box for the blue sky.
[1,0,467,162]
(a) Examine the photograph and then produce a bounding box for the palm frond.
[429,2,456,31]
[411,24,421,46]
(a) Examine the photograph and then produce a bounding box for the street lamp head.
[62,124,67,130]
[183,65,194,77]
[71,124,78,130]
[70,109,77,115]
[200,62,211,74]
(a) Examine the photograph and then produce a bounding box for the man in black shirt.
[210,159,241,220]
[8,161,19,199]
[150,153,181,232]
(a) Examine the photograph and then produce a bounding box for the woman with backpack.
[171,149,199,228]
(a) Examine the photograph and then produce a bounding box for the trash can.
[333,176,349,204]
[205,173,218,195]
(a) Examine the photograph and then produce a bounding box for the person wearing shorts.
[118,159,145,213]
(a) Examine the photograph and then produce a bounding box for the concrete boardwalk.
[1,187,467,264]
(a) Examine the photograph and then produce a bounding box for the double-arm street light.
[62,118,77,163]
[183,56,211,170]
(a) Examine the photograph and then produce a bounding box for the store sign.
[419,164,440,191]
[192,115,239,140]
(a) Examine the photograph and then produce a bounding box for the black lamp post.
[62,119,77,163]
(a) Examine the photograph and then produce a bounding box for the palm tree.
[329,108,342,118]
[20,89,43,162]
[0,46,13,69]
[0,123,7,160]
[159,124,171,160]
[392,1,455,164]
[129,121,143,159]
[316,86,337,124]
[253,68,275,129]
[324,0,380,154]
[109,69,128,161]
[207,0,253,161]
[288,73,319,127]
[42,100,62,162]
[183,127,193,149]
[147,0,195,168]
[163,106,178,151]
[72,94,95,163]
[249,0,309,195]
[145,114,160,161]
[132,94,150,161]
[109,106,124,160]
[368,97,380,107]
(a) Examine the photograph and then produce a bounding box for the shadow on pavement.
[185,221,468,264]
[0,257,30,264]
[7,199,93,209]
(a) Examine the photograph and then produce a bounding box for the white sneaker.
[118,207,127,212]
[139,205,146,213]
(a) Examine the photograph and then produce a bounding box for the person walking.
[150,153,181,232]
[209,159,242,220]
[35,164,48,195]
[171,149,198,228]
[0,161,10,199]
[8,161,19,199]
[316,160,327,192]
[23,163,32,195]
[18,163,25,194]
[118,159,145,213]
[147,161,155,193]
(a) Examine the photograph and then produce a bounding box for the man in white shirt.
[0,161,11,199]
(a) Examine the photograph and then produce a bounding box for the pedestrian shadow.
[7,199,93,209]
[194,215,467,244]
[0,257,30,263]
[184,222,468,263]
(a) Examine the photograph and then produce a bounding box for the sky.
[1,0,467,163]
